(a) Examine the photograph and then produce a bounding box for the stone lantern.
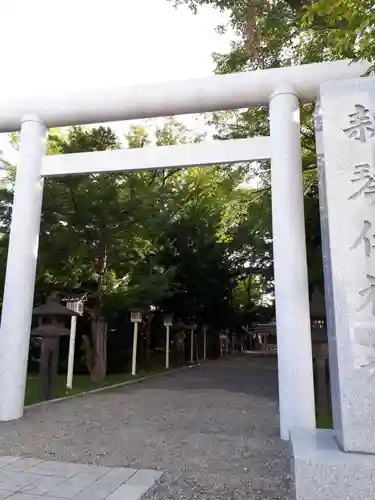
[32,298,79,401]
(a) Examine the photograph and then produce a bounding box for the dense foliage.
[0,120,273,380]
[169,0,375,299]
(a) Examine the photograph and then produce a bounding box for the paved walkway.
[0,357,291,499]
[0,456,161,499]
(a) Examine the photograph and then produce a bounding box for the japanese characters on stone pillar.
[319,77,375,453]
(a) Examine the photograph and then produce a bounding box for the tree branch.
[147,169,159,187]
[68,185,79,215]
[163,168,180,185]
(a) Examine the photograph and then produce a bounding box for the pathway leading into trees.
[0,357,291,499]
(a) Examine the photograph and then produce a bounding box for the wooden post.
[39,337,60,401]
[313,342,330,414]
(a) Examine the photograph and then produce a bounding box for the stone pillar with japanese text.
[319,77,375,454]
[291,77,375,500]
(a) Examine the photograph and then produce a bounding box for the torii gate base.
[0,60,368,444]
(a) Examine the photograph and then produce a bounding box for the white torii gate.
[0,59,368,440]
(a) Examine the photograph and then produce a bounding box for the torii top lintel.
[0,59,368,133]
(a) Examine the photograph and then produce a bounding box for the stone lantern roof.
[33,300,79,317]
[172,318,187,330]
[31,324,70,338]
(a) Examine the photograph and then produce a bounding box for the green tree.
[303,0,375,72]
[170,0,371,306]
[170,0,374,71]
[0,116,276,378]
[40,126,133,382]
[38,119,232,375]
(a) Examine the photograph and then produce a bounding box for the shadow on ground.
[0,356,291,500]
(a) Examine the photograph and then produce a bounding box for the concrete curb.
[25,360,211,410]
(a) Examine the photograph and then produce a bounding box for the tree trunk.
[83,238,108,384]
[82,310,108,384]
[90,316,107,383]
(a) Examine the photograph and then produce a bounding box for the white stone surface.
[0,456,162,500]
[291,429,375,500]
[42,137,271,177]
[270,87,316,440]
[0,116,47,422]
[0,60,367,132]
[319,77,375,453]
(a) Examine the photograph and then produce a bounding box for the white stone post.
[0,115,47,421]
[131,322,139,376]
[130,310,142,376]
[66,315,77,390]
[269,86,316,440]
[65,298,83,390]
[165,325,170,369]
[163,313,173,369]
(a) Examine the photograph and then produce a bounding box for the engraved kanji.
[359,348,375,372]
[351,220,375,257]
[356,334,375,373]
[352,326,375,375]
[349,164,375,202]
[358,275,375,316]
[343,104,375,142]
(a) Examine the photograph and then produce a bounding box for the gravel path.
[0,356,291,500]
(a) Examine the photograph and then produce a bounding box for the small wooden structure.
[250,323,277,352]
[61,293,87,314]
[247,286,331,418]
[309,288,330,415]
[219,331,229,356]
[32,298,79,401]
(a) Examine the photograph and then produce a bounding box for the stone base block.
[290,428,375,500]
